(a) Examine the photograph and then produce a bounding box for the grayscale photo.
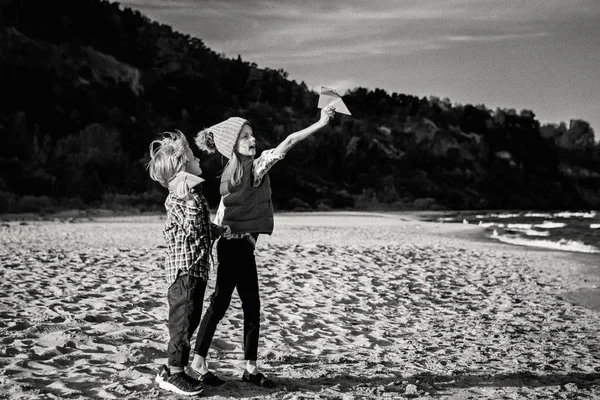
[1,0,599,398]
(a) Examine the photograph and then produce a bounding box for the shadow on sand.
[202,370,600,398]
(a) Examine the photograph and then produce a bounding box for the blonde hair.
[147,130,189,188]
[224,152,244,188]
[195,128,216,154]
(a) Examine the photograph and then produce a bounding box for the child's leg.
[167,274,206,370]
[235,241,260,370]
[157,274,205,395]
[186,275,207,346]
[166,274,190,371]
[192,239,238,360]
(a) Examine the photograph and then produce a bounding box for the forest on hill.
[1,0,599,214]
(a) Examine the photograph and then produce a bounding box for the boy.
[147,130,229,396]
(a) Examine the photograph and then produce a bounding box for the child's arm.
[171,191,201,239]
[169,182,206,240]
[209,198,231,238]
[271,106,335,157]
[163,191,211,276]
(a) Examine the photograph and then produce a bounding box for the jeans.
[167,274,207,367]
[195,238,260,360]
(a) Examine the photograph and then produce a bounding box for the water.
[435,210,600,254]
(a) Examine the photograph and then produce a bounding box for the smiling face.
[184,146,202,176]
[236,124,256,157]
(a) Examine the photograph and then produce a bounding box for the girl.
[190,106,336,388]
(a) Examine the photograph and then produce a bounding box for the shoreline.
[274,211,600,312]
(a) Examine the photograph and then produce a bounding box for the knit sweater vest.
[220,157,274,234]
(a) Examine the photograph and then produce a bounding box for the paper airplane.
[318,86,351,115]
[168,171,205,193]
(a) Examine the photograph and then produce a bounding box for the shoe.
[200,371,226,387]
[155,365,204,396]
[188,367,226,387]
[242,370,275,388]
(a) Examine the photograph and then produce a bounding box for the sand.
[0,212,598,399]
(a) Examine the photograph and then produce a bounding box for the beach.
[1,212,599,399]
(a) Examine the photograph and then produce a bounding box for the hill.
[1,0,599,213]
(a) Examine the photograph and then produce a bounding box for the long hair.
[196,125,247,189]
[223,152,244,189]
[146,130,189,188]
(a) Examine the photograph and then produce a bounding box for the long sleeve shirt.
[163,187,213,286]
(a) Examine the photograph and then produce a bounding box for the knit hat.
[205,117,248,158]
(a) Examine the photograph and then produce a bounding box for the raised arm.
[272,106,336,157]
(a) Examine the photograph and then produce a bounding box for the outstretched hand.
[318,105,336,126]
[272,105,336,157]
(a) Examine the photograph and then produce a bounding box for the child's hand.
[211,224,232,238]
[318,105,336,126]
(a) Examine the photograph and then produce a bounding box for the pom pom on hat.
[198,117,248,159]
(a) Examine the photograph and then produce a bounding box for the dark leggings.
[194,238,260,360]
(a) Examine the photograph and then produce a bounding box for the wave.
[488,213,521,219]
[524,212,553,218]
[533,221,566,229]
[491,230,600,254]
[554,211,596,219]
[523,230,550,237]
[437,210,600,254]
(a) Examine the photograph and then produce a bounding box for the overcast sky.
[116,0,600,138]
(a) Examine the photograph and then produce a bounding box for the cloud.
[113,0,600,83]
[445,32,553,43]
[117,0,588,64]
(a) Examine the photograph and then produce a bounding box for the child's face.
[236,125,256,157]
[184,147,202,176]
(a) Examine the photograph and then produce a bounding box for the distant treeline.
[0,0,599,214]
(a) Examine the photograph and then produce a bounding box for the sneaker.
[188,368,225,387]
[242,370,275,388]
[155,365,204,396]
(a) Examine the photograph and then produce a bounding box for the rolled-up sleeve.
[253,149,285,187]
[214,198,225,226]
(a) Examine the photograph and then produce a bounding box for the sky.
[115,0,600,139]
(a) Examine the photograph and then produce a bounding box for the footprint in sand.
[211,338,237,351]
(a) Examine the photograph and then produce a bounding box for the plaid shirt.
[215,149,284,247]
[163,187,213,286]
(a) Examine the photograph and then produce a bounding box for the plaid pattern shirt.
[215,149,284,247]
[163,187,213,286]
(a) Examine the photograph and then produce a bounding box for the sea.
[434,210,600,254]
